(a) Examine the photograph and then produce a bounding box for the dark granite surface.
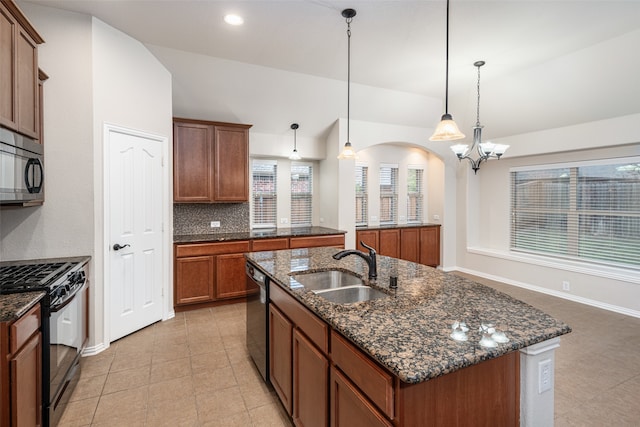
[356,222,440,231]
[0,291,45,322]
[245,247,571,384]
[174,226,346,244]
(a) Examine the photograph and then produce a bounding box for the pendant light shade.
[289,123,301,160]
[338,8,358,160]
[429,0,465,142]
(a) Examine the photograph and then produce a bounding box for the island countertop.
[245,247,571,384]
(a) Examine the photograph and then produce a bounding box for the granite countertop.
[245,247,571,384]
[174,226,346,244]
[356,222,440,231]
[0,291,45,323]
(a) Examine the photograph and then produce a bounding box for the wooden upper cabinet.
[214,126,249,202]
[173,118,251,203]
[0,0,44,140]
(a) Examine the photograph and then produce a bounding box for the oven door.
[49,281,87,425]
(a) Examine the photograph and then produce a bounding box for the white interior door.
[108,126,164,341]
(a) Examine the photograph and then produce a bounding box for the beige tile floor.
[60,275,640,426]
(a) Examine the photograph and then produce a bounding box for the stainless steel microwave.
[0,126,44,205]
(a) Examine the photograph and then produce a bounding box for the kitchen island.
[245,247,571,426]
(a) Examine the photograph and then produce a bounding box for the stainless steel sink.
[292,270,363,291]
[312,285,389,304]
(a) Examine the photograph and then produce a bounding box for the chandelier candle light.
[450,61,509,174]
[337,8,357,160]
[289,123,301,160]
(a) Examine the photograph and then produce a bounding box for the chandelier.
[450,61,509,173]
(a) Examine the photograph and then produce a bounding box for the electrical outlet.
[433,214,440,221]
[562,281,570,291]
[371,216,378,222]
[538,359,552,393]
[280,218,288,224]
[210,221,220,228]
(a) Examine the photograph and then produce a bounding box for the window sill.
[466,246,640,285]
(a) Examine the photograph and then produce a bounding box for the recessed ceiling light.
[224,14,244,26]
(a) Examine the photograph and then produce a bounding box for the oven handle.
[50,281,85,313]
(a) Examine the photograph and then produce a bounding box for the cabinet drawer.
[175,241,250,257]
[252,238,289,251]
[270,285,329,354]
[331,330,395,419]
[289,235,344,249]
[11,303,40,353]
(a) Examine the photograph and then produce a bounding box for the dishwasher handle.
[246,262,266,286]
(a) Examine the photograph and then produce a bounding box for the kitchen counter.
[245,246,571,384]
[355,222,440,230]
[0,291,45,322]
[174,226,345,244]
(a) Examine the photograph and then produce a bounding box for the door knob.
[113,243,130,251]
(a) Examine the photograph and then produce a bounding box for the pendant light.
[429,0,465,141]
[288,123,302,160]
[337,8,357,160]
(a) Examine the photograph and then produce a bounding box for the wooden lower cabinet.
[1,303,42,427]
[216,252,248,299]
[357,226,440,267]
[269,304,293,415]
[293,329,329,427]
[378,229,400,258]
[175,256,215,305]
[330,367,392,427]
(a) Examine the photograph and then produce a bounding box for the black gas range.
[0,257,90,427]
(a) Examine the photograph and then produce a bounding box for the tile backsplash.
[173,203,250,235]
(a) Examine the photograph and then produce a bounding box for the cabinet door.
[293,329,329,427]
[419,227,440,267]
[355,230,378,253]
[269,304,293,415]
[330,367,392,427]
[290,235,345,249]
[215,252,249,299]
[400,228,419,263]
[252,238,289,251]
[213,126,248,202]
[0,3,17,129]
[16,26,38,138]
[11,332,42,427]
[175,256,215,305]
[378,229,400,258]
[173,121,214,202]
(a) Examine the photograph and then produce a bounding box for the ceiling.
[24,0,640,140]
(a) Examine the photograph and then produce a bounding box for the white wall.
[1,5,94,262]
[6,3,173,352]
[456,115,640,316]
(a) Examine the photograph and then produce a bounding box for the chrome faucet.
[333,241,377,280]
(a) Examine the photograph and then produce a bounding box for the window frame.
[251,159,278,229]
[290,162,313,227]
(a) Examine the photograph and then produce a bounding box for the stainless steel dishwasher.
[246,261,270,382]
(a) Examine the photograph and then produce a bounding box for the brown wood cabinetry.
[174,240,251,308]
[0,0,44,140]
[356,226,440,267]
[1,302,42,427]
[173,118,251,203]
[269,304,293,415]
[266,279,518,426]
[174,234,344,310]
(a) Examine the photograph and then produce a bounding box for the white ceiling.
[24,0,640,140]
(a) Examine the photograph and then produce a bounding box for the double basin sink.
[292,270,389,304]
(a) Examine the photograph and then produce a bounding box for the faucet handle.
[359,241,377,256]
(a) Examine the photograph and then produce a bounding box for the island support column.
[519,337,561,427]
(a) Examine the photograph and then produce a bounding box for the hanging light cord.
[476,63,481,126]
[346,15,352,144]
[444,0,450,115]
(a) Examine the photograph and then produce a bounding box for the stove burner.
[0,262,74,293]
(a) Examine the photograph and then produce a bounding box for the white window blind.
[407,167,424,223]
[291,163,312,226]
[355,164,368,226]
[380,164,398,225]
[510,157,640,269]
[252,159,277,228]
